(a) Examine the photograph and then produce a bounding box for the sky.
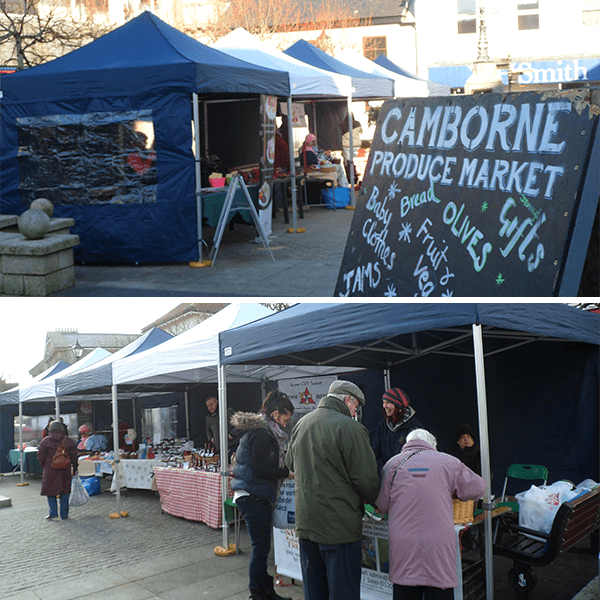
[0,298,184,385]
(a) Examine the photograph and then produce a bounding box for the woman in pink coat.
[376,429,485,600]
[37,420,79,520]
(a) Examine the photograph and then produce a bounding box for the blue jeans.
[47,494,70,519]
[299,538,362,600]
[235,495,273,590]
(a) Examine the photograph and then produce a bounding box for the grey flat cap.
[329,380,365,406]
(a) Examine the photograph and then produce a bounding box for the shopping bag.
[516,481,571,534]
[70,475,90,507]
[272,479,295,529]
[321,187,350,209]
[81,476,101,496]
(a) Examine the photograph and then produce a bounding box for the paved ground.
[51,203,356,297]
[0,474,598,600]
[0,473,304,600]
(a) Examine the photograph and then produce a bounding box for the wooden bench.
[493,487,600,599]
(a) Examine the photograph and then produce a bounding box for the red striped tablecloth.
[153,467,232,529]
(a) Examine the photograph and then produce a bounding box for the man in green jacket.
[285,380,379,600]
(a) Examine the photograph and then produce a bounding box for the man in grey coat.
[285,380,379,600]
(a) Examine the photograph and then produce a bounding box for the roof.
[220,303,600,369]
[45,331,140,355]
[0,11,290,104]
[143,303,229,332]
[229,0,413,27]
[213,28,352,97]
[284,39,394,99]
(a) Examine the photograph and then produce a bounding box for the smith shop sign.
[335,91,599,297]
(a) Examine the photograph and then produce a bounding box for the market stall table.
[78,458,162,491]
[304,164,349,206]
[200,185,259,228]
[153,466,232,529]
[7,448,42,475]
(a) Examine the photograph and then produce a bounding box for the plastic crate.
[322,187,350,209]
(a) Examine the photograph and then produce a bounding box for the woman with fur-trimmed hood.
[230,391,295,600]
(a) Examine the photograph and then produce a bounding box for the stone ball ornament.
[30,197,54,217]
[18,208,51,240]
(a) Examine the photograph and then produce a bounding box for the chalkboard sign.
[335,91,599,297]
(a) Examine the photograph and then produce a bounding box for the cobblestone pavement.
[0,474,597,600]
[52,203,356,297]
[0,474,303,600]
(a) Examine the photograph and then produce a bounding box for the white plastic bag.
[70,475,90,507]
[517,482,570,534]
[272,479,295,529]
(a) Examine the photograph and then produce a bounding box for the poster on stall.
[279,101,307,128]
[335,90,599,297]
[278,376,337,416]
[273,516,393,599]
[258,95,278,239]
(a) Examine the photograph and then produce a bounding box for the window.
[583,0,600,26]
[363,37,387,61]
[79,0,108,13]
[518,0,539,30]
[142,406,178,445]
[457,0,477,34]
[17,110,157,207]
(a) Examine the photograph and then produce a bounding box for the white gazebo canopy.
[213,29,352,98]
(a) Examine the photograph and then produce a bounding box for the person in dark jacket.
[446,423,482,476]
[371,387,423,475]
[41,417,54,439]
[230,391,295,600]
[37,420,78,520]
[205,396,239,457]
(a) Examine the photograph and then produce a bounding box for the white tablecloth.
[78,458,162,490]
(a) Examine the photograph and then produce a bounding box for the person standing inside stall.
[298,133,319,170]
[77,424,92,453]
[446,423,482,476]
[37,420,79,520]
[205,396,238,458]
[371,387,423,474]
[376,429,486,600]
[286,380,379,600]
[230,390,295,600]
[41,417,54,439]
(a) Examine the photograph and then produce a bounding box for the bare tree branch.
[0,0,111,69]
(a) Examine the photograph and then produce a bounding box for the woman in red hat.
[371,387,423,474]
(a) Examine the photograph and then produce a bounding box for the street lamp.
[71,339,84,359]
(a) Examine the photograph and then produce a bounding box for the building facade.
[421,0,600,90]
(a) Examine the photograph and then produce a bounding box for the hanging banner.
[258,95,277,238]
[278,376,337,416]
[335,90,599,297]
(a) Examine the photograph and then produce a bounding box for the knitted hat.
[78,424,91,434]
[382,387,410,409]
[329,380,365,406]
[49,421,64,432]
[455,423,475,441]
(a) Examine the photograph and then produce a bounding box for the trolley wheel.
[508,564,537,593]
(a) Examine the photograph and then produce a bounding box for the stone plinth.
[0,233,79,296]
[0,215,18,231]
[0,494,12,508]
[1,217,75,237]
